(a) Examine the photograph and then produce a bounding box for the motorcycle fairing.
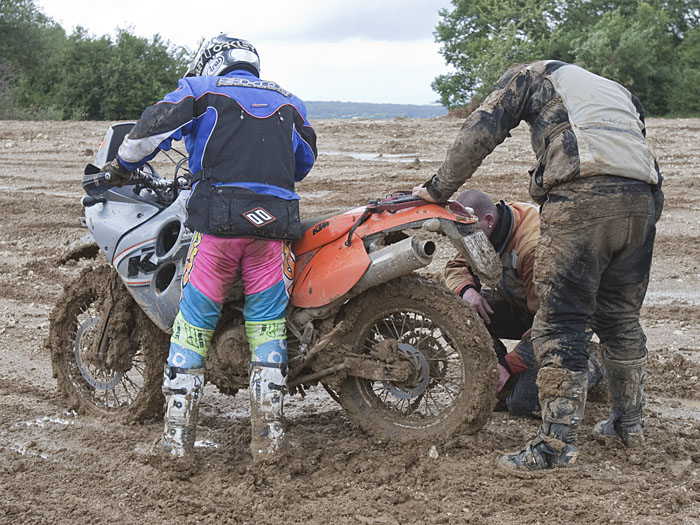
[84,193,161,263]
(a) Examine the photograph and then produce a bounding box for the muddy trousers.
[501,176,658,472]
[532,176,657,372]
[504,338,603,418]
[163,233,292,458]
[530,177,657,458]
[484,293,602,417]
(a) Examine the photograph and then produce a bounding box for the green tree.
[433,0,700,115]
[0,0,66,118]
[572,3,676,114]
[432,0,560,108]
[53,28,187,120]
[1,0,188,120]
[669,25,700,114]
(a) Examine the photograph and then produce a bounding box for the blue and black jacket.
[117,70,317,239]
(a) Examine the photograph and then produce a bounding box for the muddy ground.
[0,116,699,524]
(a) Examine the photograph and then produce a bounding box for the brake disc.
[382,342,430,399]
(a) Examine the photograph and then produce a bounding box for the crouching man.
[444,190,602,416]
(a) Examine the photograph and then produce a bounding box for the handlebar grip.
[82,195,106,207]
[82,171,113,196]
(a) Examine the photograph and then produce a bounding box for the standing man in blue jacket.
[104,34,317,463]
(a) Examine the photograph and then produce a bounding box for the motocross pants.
[168,232,293,371]
[531,175,658,372]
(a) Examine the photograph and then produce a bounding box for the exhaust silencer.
[351,236,435,292]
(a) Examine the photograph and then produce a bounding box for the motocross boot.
[161,365,205,458]
[586,343,607,403]
[246,318,289,462]
[249,362,288,461]
[593,355,646,448]
[499,366,588,475]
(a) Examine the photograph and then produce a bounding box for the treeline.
[305,101,447,120]
[433,0,700,115]
[2,1,700,120]
[0,0,187,120]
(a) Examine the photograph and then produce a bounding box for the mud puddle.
[652,397,700,421]
[320,150,438,163]
[646,290,700,305]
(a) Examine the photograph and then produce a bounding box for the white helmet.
[185,34,260,77]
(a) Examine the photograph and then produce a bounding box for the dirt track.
[0,117,699,524]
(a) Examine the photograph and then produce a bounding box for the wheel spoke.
[382,317,400,339]
[63,292,154,413]
[352,307,469,423]
[337,280,496,439]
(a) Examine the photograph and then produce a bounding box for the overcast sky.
[36,0,455,105]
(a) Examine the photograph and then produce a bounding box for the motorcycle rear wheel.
[337,274,497,442]
[47,265,168,422]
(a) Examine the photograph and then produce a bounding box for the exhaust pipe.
[350,236,435,293]
[289,236,436,326]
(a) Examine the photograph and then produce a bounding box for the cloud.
[257,38,446,104]
[35,0,453,104]
[266,0,449,42]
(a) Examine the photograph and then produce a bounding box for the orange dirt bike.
[48,123,500,442]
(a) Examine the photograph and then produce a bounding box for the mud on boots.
[499,366,587,475]
[159,308,212,459]
[593,354,646,447]
[161,365,205,457]
[247,319,288,462]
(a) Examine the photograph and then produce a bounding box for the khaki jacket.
[444,202,540,314]
[428,61,659,204]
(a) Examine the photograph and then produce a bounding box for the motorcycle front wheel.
[47,265,168,422]
[337,274,497,442]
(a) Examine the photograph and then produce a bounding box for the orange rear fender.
[293,206,365,256]
[290,232,371,308]
[290,200,477,308]
[353,202,476,237]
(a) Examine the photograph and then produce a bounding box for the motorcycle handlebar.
[130,170,171,189]
[82,162,188,197]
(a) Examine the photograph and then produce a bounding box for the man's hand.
[461,287,494,324]
[496,363,511,392]
[412,184,438,203]
[101,158,132,187]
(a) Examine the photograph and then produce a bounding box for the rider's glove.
[101,157,132,187]
[421,175,449,203]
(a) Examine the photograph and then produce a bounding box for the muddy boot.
[593,355,646,448]
[161,365,205,458]
[586,343,607,402]
[499,367,587,475]
[587,345,605,388]
[249,362,287,462]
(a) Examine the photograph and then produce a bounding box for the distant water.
[305,100,448,120]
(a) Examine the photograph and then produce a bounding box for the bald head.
[456,190,498,237]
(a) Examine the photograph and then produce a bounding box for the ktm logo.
[312,220,329,235]
[243,207,277,227]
